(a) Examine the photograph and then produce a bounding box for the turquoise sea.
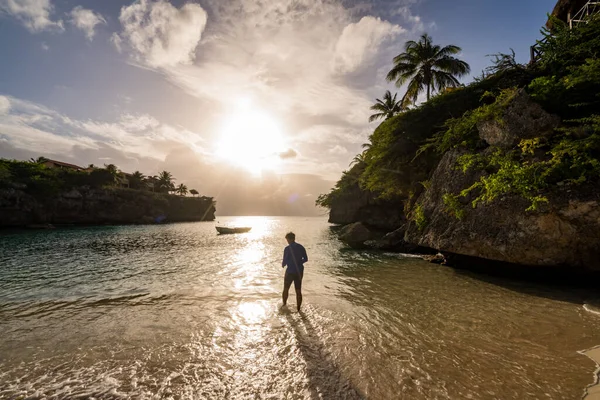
[1,216,600,399]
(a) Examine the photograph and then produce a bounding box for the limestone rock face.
[328,184,404,231]
[62,189,83,199]
[364,225,427,253]
[477,89,560,148]
[339,222,377,248]
[404,150,600,270]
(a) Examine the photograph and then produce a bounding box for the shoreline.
[0,219,217,232]
[581,345,600,400]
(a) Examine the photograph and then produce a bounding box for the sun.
[216,108,286,175]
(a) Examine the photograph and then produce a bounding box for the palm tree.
[29,156,48,164]
[130,171,145,190]
[176,184,188,196]
[368,90,406,122]
[157,171,174,193]
[387,33,470,104]
[104,164,119,185]
[350,153,366,166]
[190,189,199,197]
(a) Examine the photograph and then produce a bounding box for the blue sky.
[0,0,556,215]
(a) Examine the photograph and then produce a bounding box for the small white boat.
[216,226,252,234]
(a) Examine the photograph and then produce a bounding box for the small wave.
[579,345,600,400]
[584,304,600,316]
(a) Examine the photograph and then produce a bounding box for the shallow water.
[1,216,599,399]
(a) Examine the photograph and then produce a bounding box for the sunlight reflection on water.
[237,301,268,325]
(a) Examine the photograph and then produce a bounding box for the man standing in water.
[282,232,308,312]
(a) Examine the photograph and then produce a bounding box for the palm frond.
[386,33,471,104]
[435,44,462,57]
[433,56,471,76]
[402,72,425,104]
[432,70,460,92]
[369,112,387,122]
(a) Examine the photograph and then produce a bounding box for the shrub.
[412,203,427,231]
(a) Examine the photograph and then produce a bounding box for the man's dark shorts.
[284,272,303,292]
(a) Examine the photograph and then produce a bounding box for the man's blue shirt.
[282,242,308,274]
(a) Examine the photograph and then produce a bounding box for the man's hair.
[285,232,295,241]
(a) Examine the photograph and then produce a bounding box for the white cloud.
[138,0,399,130]
[69,6,105,40]
[110,33,122,52]
[0,95,205,162]
[295,125,368,146]
[0,0,64,32]
[279,148,297,159]
[114,0,207,68]
[41,41,49,51]
[393,7,436,33]
[329,145,348,155]
[333,16,404,74]
[0,96,10,114]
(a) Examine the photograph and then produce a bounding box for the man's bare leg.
[282,287,289,306]
[296,290,302,312]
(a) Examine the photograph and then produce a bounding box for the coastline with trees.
[0,157,215,228]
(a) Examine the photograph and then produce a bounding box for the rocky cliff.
[327,183,405,231]
[401,89,600,270]
[404,149,600,270]
[0,187,216,227]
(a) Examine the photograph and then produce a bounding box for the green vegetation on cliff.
[319,15,600,218]
[449,17,600,212]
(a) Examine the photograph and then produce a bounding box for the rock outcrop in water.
[327,183,405,231]
[0,187,216,227]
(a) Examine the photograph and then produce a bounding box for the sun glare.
[216,108,286,175]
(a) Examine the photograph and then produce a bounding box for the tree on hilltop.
[176,183,188,196]
[104,164,119,185]
[369,90,407,122]
[29,157,48,164]
[157,171,175,193]
[130,171,145,189]
[387,33,470,103]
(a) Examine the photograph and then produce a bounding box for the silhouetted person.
[282,232,308,312]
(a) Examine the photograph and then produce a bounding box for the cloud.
[0,0,64,32]
[333,16,404,74]
[295,124,368,146]
[392,6,436,33]
[0,95,10,114]
[114,0,207,68]
[41,41,49,51]
[110,33,122,52]
[0,95,205,163]
[328,145,348,155]
[133,0,406,133]
[69,6,105,40]
[279,148,297,159]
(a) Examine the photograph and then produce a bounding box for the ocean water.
[1,216,600,399]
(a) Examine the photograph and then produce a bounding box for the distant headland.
[0,158,216,228]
